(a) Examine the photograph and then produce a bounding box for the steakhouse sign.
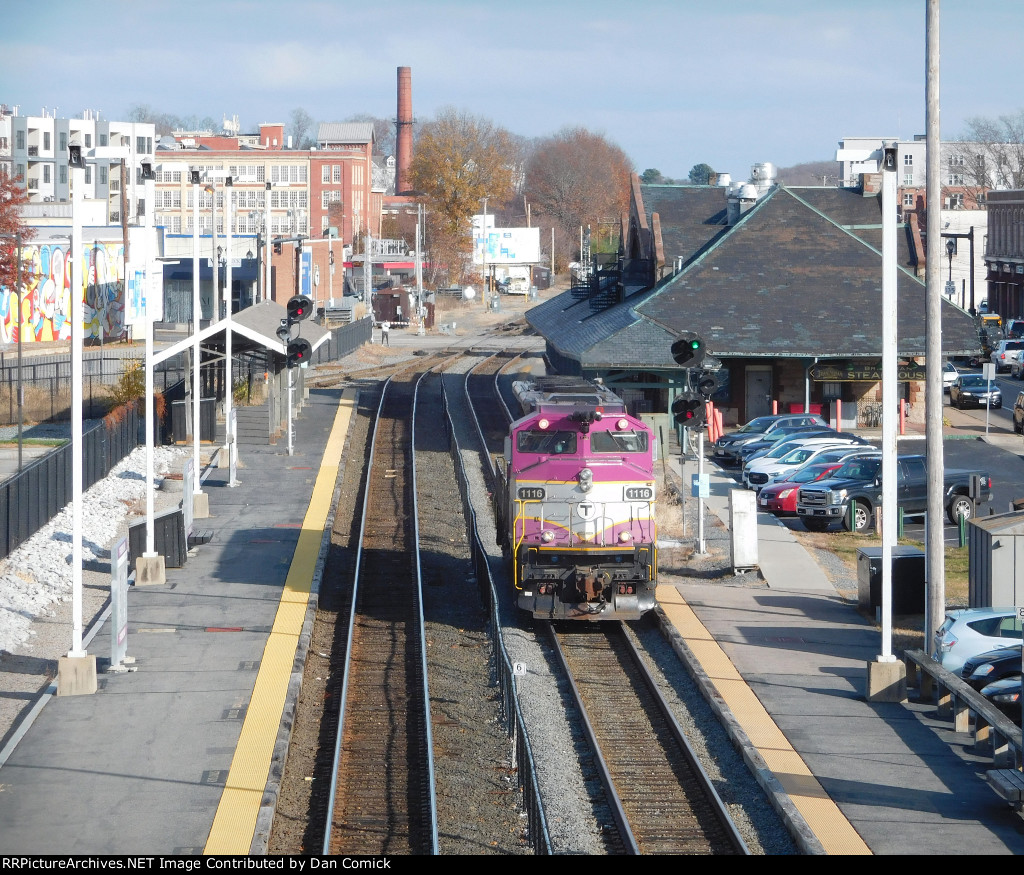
[809,362,926,382]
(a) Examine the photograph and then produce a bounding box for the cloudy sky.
[4,0,1022,180]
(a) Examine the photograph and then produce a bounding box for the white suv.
[932,608,1023,672]
[992,339,1024,374]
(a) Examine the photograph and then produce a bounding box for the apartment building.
[1,104,155,224]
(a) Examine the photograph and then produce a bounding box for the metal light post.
[189,169,207,517]
[263,181,272,303]
[224,176,238,486]
[480,197,488,307]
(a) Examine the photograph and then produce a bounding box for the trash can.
[856,546,926,615]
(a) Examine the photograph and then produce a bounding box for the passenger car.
[1015,392,1024,435]
[943,361,959,392]
[1006,319,1024,339]
[932,608,1023,672]
[991,339,1024,373]
[960,645,1022,691]
[981,677,1022,724]
[743,438,867,490]
[949,374,1002,409]
[757,462,844,515]
[712,414,826,465]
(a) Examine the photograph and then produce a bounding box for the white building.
[1,104,155,225]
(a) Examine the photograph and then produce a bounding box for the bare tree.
[345,113,397,158]
[523,127,632,265]
[289,107,316,150]
[952,110,1024,203]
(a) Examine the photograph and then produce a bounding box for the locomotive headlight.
[538,418,550,430]
[616,418,628,430]
[618,531,632,543]
[541,530,555,543]
[578,467,593,492]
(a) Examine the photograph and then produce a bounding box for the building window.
[322,215,330,233]
[43,132,50,151]
[903,174,914,186]
[85,165,92,184]
[136,136,145,153]
[322,165,330,183]
[59,132,67,153]
[59,165,67,184]
[903,153,913,166]
[902,192,915,208]
[43,165,50,183]
[16,130,24,150]
[85,133,92,148]
[948,174,964,186]
[950,154,965,166]
[99,165,108,185]
[100,133,107,146]
[333,164,341,184]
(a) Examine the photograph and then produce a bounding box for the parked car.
[949,374,1002,409]
[991,339,1024,373]
[1015,392,1024,435]
[738,427,842,466]
[932,608,1023,673]
[1006,319,1024,339]
[757,462,845,515]
[743,438,868,490]
[960,645,1022,691]
[981,677,1022,724]
[712,414,827,465]
[943,361,960,392]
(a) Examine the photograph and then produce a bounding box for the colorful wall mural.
[0,241,127,344]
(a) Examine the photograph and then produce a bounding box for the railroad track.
[548,622,748,855]
[323,361,442,855]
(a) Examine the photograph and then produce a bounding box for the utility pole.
[925,0,946,656]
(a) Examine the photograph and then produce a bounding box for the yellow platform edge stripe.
[656,584,872,856]
[204,389,355,855]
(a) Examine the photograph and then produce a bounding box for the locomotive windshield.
[590,430,648,453]
[517,431,578,454]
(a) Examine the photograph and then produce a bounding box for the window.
[85,165,92,184]
[322,165,331,183]
[16,130,24,150]
[43,132,50,151]
[59,165,66,184]
[903,153,913,166]
[100,133,107,146]
[84,133,92,148]
[321,215,330,233]
[59,132,67,153]
[948,173,964,186]
[99,165,108,185]
[43,165,50,183]
[903,192,915,208]
[903,174,914,186]
[137,136,146,153]
[517,431,577,454]
[333,164,341,184]
[590,430,648,453]
[950,154,965,166]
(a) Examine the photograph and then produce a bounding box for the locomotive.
[494,377,657,620]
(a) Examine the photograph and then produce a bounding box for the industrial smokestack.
[396,66,413,195]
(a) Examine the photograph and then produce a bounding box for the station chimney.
[396,66,413,195]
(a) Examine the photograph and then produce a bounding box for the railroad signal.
[672,392,705,427]
[670,332,705,368]
[287,294,313,325]
[695,369,722,399]
[287,337,312,367]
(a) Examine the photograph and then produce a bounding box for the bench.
[904,649,1024,806]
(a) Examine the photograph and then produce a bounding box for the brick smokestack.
[396,66,413,195]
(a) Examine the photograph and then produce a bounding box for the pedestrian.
[381,320,390,346]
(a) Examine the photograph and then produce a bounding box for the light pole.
[480,197,488,307]
[189,168,207,518]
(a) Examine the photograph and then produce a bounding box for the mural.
[0,241,126,344]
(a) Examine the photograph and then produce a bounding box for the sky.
[4,0,1023,181]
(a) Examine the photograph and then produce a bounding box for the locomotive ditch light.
[541,531,554,543]
[578,468,593,492]
[618,531,632,542]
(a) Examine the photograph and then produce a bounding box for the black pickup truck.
[796,454,993,533]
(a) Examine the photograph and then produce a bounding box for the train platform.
[660,450,1024,854]
[0,385,356,856]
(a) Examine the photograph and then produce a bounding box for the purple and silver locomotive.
[494,377,657,620]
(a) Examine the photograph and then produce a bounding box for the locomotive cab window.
[590,430,648,453]
[517,431,578,454]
